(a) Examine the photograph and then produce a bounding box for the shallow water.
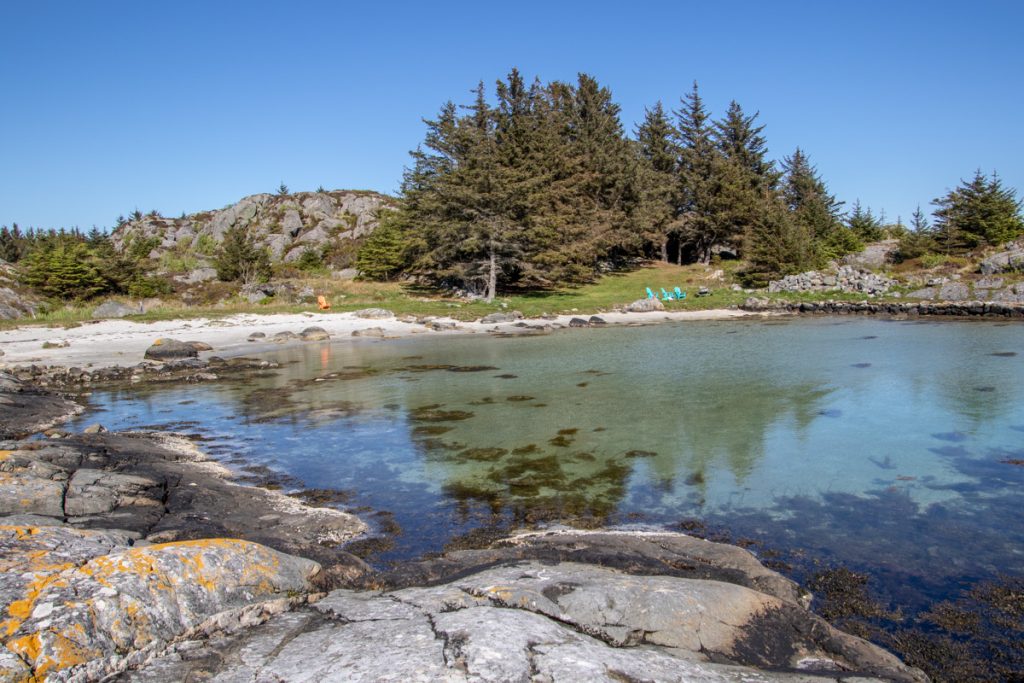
[72,316,1024,613]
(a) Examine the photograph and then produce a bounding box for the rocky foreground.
[0,373,928,682]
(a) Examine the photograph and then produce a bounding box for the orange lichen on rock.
[1,532,318,680]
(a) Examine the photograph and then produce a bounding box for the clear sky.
[2,0,1022,231]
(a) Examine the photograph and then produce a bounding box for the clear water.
[70,317,1024,613]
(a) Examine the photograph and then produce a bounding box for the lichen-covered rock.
[980,247,1024,275]
[91,301,142,319]
[352,308,395,319]
[0,526,319,681]
[120,558,926,683]
[299,326,330,342]
[769,265,897,295]
[143,339,198,361]
[351,327,386,338]
[479,311,523,324]
[625,297,665,312]
[110,191,396,270]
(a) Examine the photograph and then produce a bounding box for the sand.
[0,308,756,369]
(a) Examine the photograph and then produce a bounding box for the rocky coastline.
[0,363,934,682]
[742,297,1024,318]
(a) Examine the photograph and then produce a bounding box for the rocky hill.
[111,189,396,267]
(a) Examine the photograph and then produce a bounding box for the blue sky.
[2,0,1022,231]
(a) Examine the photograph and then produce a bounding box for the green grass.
[0,261,928,332]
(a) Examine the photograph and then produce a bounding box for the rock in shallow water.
[143,338,199,361]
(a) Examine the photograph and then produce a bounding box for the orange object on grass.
[317,295,331,311]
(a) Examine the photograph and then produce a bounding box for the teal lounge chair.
[674,287,686,300]
[646,287,655,299]
[661,288,674,301]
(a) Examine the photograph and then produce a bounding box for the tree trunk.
[660,238,669,263]
[676,240,684,266]
[486,247,497,303]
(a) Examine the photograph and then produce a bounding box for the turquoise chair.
[646,287,655,299]
[674,287,686,300]
[660,288,674,301]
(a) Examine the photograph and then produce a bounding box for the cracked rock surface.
[117,559,926,683]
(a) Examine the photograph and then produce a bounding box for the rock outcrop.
[769,265,897,295]
[0,260,40,321]
[0,430,367,571]
[980,244,1024,275]
[625,297,665,312]
[0,526,320,682]
[116,530,927,683]
[111,190,396,266]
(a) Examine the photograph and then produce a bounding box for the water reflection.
[70,318,1024,596]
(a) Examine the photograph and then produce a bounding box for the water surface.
[72,317,1024,614]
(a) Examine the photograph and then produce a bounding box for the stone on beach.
[143,338,199,360]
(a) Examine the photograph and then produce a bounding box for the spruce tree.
[895,205,937,262]
[780,148,855,260]
[847,200,884,242]
[674,82,723,263]
[214,225,271,283]
[713,101,778,189]
[356,210,408,281]
[932,170,1024,250]
[635,102,680,261]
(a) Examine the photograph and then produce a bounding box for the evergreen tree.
[847,200,884,242]
[895,205,938,262]
[674,82,722,263]
[634,102,680,261]
[214,225,271,282]
[932,170,1024,251]
[20,241,105,299]
[780,148,856,260]
[356,210,409,281]
[0,226,22,262]
[742,198,819,286]
[713,101,778,190]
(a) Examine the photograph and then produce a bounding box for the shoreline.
[0,307,754,369]
[2,297,1021,370]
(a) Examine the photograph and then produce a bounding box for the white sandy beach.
[0,308,756,369]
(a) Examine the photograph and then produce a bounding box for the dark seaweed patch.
[851,362,872,369]
[991,351,1018,357]
[974,386,996,392]
[410,407,474,422]
[557,428,579,436]
[506,395,535,402]
[412,425,453,437]
[459,447,509,461]
[576,382,589,388]
[512,444,539,455]
[624,450,657,458]
[817,409,842,418]
[494,374,518,379]
[548,435,573,447]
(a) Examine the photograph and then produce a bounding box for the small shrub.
[920,253,949,269]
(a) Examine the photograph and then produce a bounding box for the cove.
[71,316,1024,618]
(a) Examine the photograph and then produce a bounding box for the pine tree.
[0,226,21,262]
[932,170,1024,251]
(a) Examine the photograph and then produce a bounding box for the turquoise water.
[72,317,1024,612]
